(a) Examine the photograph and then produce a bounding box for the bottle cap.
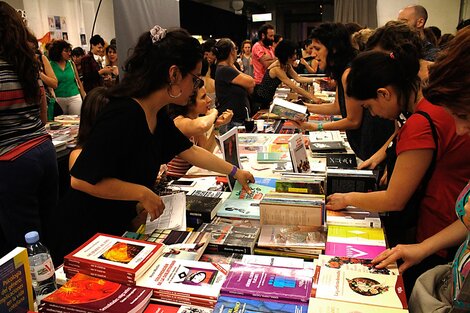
[25,231,39,244]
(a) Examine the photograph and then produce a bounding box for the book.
[269,98,308,121]
[185,194,223,224]
[161,230,211,261]
[136,259,229,307]
[257,225,327,250]
[308,298,409,313]
[310,141,346,153]
[221,263,313,303]
[241,254,307,270]
[39,273,152,313]
[308,130,342,143]
[312,266,407,309]
[327,225,386,247]
[316,255,399,275]
[216,199,260,220]
[275,178,325,195]
[199,253,244,265]
[0,247,34,312]
[326,168,378,196]
[253,247,323,260]
[288,134,311,173]
[217,127,241,190]
[143,303,180,313]
[214,295,308,313]
[63,233,164,284]
[326,208,382,228]
[325,242,387,260]
[325,153,358,169]
[267,144,289,153]
[212,216,261,228]
[197,223,260,254]
[228,181,274,201]
[256,152,290,163]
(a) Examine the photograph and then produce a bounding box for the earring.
[167,83,182,98]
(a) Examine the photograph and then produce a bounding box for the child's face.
[193,86,211,115]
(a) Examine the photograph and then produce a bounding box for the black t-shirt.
[48,98,192,262]
[215,65,251,123]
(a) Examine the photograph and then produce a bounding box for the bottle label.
[30,256,55,281]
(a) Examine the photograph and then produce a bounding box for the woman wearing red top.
[326,44,470,295]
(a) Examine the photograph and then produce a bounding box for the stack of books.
[326,168,379,196]
[63,233,165,285]
[39,273,152,313]
[197,223,261,254]
[326,207,382,228]
[136,259,229,308]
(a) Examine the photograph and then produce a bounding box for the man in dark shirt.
[81,34,114,92]
[397,4,439,61]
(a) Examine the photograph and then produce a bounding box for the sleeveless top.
[166,136,197,178]
[254,66,283,105]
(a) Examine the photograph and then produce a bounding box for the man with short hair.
[398,5,439,61]
[81,34,114,92]
[252,23,276,84]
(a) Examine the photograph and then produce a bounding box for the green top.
[50,60,79,97]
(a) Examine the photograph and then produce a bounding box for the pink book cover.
[325,242,386,260]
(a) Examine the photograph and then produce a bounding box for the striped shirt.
[0,59,48,158]
[452,182,470,309]
[166,136,196,178]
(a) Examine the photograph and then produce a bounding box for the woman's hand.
[215,109,233,127]
[372,244,429,274]
[290,120,314,131]
[139,188,165,221]
[234,169,255,193]
[358,149,387,170]
[326,193,349,211]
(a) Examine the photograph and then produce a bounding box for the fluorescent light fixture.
[252,13,272,22]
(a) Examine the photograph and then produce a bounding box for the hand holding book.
[372,243,430,274]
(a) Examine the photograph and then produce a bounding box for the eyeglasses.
[189,72,204,90]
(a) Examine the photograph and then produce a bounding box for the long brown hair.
[423,27,470,113]
[0,1,40,103]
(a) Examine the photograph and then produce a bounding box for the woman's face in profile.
[312,39,328,70]
[193,86,212,115]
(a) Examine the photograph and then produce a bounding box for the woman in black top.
[47,27,254,264]
[293,23,395,161]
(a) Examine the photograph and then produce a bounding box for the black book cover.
[310,141,347,153]
[326,153,357,169]
[186,195,222,224]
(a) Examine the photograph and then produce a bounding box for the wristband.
[317,122,324,131]
[229,165,238,177]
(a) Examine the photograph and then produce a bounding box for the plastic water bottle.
[25,231,57,303]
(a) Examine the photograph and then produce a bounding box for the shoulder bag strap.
[414,110,438,191]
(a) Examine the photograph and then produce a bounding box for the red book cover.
[143,303,180,313]
[40,273,152,313]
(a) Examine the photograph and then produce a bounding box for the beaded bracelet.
[317,123,324,131]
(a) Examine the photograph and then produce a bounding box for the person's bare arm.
[40,55,58,89]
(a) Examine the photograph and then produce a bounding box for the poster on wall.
[62,32,68,41]
[48,16,55,31]
[80,34,87,45]
[60,16,67,31]
[54,16,61,29]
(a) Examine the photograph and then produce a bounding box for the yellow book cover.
[0,247,34,312]
[327,225,386,247]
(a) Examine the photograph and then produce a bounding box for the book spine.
[151,288,218,301]
[217,243,252,255]
[64,260,135,278]
[40,302,98,313]
[221,290,308,304]
[186,211,212,223]
[64,267,136,285]
[152,294,216,308]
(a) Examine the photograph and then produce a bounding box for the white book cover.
[316,254,399,275]
[270,98,308,121]
[308,298,409,313]
[313,267,407,309]
[309,130,343,143]
[136,259,229,300]
[288,133,310,173]
[326,207,382,228]
[241,254,305,269]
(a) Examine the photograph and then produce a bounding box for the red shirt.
[396,98,470,257]
[252,41,274,84]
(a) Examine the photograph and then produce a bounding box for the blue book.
[217,199,260,220]
[214,295,308,313]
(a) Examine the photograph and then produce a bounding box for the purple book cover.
[221,263,313,303]
[325,242,386,260]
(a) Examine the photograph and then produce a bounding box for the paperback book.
[269,98,308,121]
[256,152,290,163]
[316,255,399,275]
[39,273,152,313]
[312,266,407,309]
[160,230,211,261]
[325,242,387,260]
[308,298,408,313]
[288,134,310,173]
[185,194,223,225]
[325,153,357,169]
[221,263,313,303]
[326,207,382,228]
[214,295,308,313]
[275,177,325,195]
[326,168,378,196]
[257,225,327,250]
[216,199,260,220]
[310,141,346,154]
[197,223,260,254]
[326,225,386,247]
[229,181,274,201]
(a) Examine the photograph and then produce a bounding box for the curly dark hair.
[274,40,297,65]
[109,27,202,99]
[309,23,356,80]
[48,40,72,62]
[0,1,40,103]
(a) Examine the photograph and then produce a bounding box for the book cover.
[326,168,378,196]
[216,199,260,220]
[326,208,382,228]
[270,98,308,121]
[256,152,290,163]
[241,255,306,270]
[221,263,313,303]
[64,233,164,280]
[136,259,229,302]
[186,195,222,223]
[259,202,325,226]
[275,179,325,195]
[197,223,260,255]
[161,230,211,261]
[310,141,346,153]
[41,273,152,313]
[229,182,274,201]
[288,134,310,173]
[257,225,326,249]
[199,253,244,265]
[316,255,399,275]
[212,216,261,228]
[238,134,273,147]
[312,267,407,309]
[308,298,409,313]
[0,247,34,312]
[214,295,308,313]
[144,303,180,313]
[217,127,241,190]
[308,130,342,143]
[267,144,289,153]
[325,242,387,260]
[327,225,386,247]
[326,153,358,169]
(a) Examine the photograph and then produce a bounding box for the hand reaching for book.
[140,188,165,221]
[234,169,255,194]
[371,244,428,274]
[326,193,349,211]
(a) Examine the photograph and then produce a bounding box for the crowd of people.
[1,0,469,311]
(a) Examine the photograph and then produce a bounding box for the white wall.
[7,0,115,50]
[377,0,461,34]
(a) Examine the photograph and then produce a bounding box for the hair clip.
[150,25,167,44]
[389,52,395,59]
